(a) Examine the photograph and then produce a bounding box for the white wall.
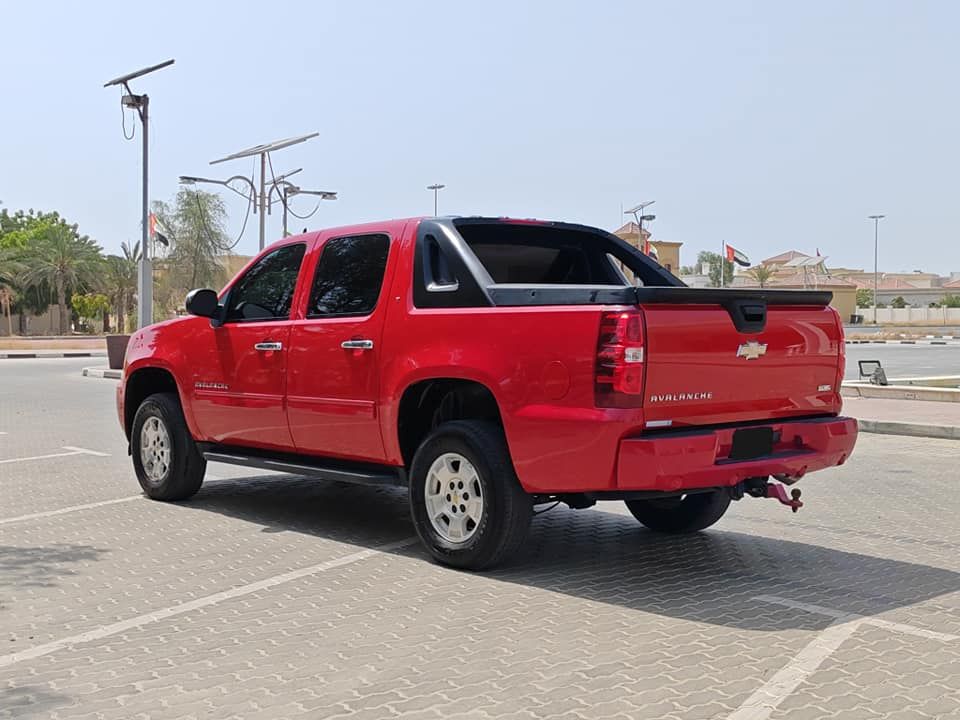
[869,307,960,324]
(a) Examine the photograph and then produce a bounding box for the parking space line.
[61,446,111,457]
[728,595,958,720]
[756,595,959,641]
[0,496,142,525]
[727,618,860,720]
[0,449,85,465]
[0,536,418,669]
[0,446,111,465]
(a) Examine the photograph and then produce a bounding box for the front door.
[286,231,394,462]
[190,242,307,449]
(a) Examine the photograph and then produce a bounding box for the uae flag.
[149,213,170,247]
[725,244,750,267]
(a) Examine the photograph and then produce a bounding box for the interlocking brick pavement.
[1,359,959,719]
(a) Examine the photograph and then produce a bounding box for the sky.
[1,1,958,274]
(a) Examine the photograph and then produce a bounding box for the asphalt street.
[1,358,959,719]
[845,343,960,380]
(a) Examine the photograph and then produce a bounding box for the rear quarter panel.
[379,227,643,493]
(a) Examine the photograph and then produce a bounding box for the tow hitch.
[765,483,803,512]
[733,478,803,512]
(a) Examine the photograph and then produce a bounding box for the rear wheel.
[131,392,206,501]
[624,490,730,533]
[409,420,532,570]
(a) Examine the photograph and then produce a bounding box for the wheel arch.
[396,377,504,468]
[122,364,192,441]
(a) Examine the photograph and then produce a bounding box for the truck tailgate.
[641,303,842,428]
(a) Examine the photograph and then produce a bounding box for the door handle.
[254,342,283,351]
[341,339,374,351]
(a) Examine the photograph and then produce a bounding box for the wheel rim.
[424,452,484,544]
[140,416,171,484]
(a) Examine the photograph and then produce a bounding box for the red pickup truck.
[118,217,857,569]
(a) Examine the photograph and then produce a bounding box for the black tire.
[624,490,731,533]
[409,420,532,571]
[131,392,206,501]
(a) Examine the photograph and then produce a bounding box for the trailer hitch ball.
[765,483,803,513]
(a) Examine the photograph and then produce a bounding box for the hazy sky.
[1,1,957,273]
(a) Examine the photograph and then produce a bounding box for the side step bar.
[200,445,406,487]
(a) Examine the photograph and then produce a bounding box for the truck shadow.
[186,474,960,633]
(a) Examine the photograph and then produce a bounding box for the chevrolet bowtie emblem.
[737,341,768,360]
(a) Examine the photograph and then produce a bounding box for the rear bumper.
[617,416,857,492]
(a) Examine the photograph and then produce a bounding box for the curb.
[844,339,960,345]
[0,351,107,359]
[82,367,122,380]
[857,419,960,441]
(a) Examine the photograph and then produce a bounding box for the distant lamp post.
[868,214,886,324]
[270,184,337,237]
[427,184,445,216]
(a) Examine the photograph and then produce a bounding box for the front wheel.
[409,420,532,570]
[624,490,731,533]
[131,392,206,501]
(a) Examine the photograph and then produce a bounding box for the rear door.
[641,303,842,428]
[189,242,307,449]
[285,231,396,462]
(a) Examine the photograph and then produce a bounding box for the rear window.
[456,223,625,285]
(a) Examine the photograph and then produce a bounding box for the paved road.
[1,359,959,719]
[845,343,960,380]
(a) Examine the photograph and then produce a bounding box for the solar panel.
[210,133,319,165]
[103,59,175,88]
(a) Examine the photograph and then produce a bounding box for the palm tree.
[746,265,774,288]
[0,284,16,337]
[22,222,103,335]
[104,241,140,333]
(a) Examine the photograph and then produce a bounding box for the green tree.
[152,190,230,318]
[746,265,774,288]
[856,288,874,308]
[697,251,733,288]
[21,217,104,335]
[942,294,960,308]
[890,296,907,309]
[103,241,140,333]
[71,293,110,333]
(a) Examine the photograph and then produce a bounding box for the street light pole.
[258,153,267,250]
[427,184,445,216]
[104,59,175,329]
[868,214,885,324]
[139,94,151,325]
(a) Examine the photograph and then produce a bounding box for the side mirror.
[185,288,219,318]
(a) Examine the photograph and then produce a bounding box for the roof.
[943,277,960,289]
[854,277,919,290]
[613,221,651,238]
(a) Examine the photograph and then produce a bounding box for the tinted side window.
[308,234,390,317]
[225,243,306,322]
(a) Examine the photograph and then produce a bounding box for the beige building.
[612,222,682,274]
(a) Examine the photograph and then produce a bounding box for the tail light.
[595,309,645,408]
[835,310,846,402]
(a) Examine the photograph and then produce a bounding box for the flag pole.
[720,239,725,288]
